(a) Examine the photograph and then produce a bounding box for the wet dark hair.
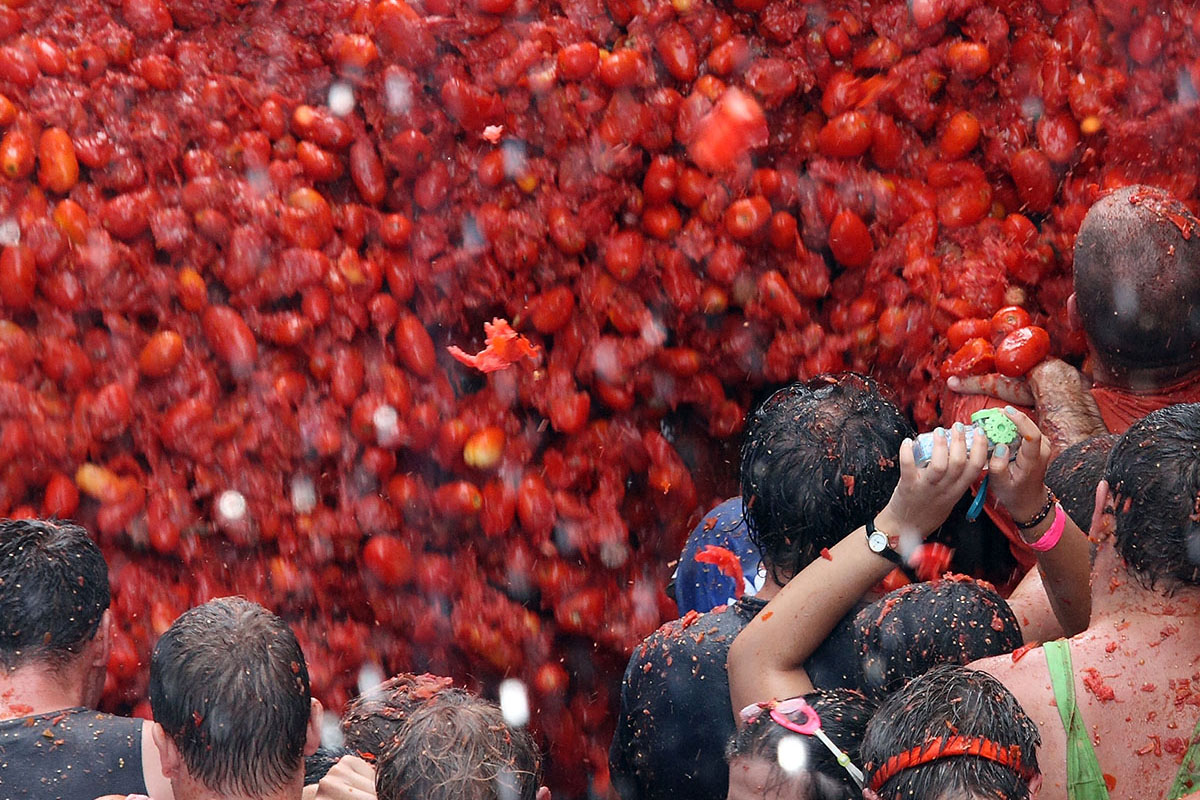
[727,689,876,800]
[854,576,1023,702]
[1073,185,1200,372]
[375,687,541,800]
[0,518,110,671]
[1045,434,1118,542]
[149,596,311,796]
[862,665,1040,800]
[342,672,454,758]
[1104,403,1200,589]
[740,374,914,583]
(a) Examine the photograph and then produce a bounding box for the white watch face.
[868,531,889,553]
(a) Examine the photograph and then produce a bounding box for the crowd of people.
[2,182,1200,800]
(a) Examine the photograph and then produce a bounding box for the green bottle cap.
[970,408,1019,447]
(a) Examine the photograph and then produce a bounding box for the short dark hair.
[854,576,1023,701]
[1045,434,1118,537]
[375,688,541,800]
[342,672,454,758]
[862,665,1041,800]
[1073,185,1200,372]
[149,597,311,796]
[740,374,914,582]
[0,518,110,671]
[727,689,876,800]
[1104,403,1200,589]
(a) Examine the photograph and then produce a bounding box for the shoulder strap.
[1167,712,1200,798]
[1042,639,1111,800]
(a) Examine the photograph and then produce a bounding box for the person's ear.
[93,610,113,668]
[1029,771,1043,797]
[304,697,323,757]
[536,787,551,800]
[151,722,183,780]
[1067,293,1080,329]
[1089,479,1114,541]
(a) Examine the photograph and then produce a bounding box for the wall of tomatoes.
[0,0,1197,794]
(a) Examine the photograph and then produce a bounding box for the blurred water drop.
[599,540,628,568]
[321,709,345,750]
[373,404,399,444]
[357,662,385,696]
[777,734,807,775]
[217,489,247,522]
[385,71,413,114]
[498,678,530,728]
[0,218,18,246]
[246,167,270,196]
[1113,280,1139,316]
[898,530,921,561]
[1020,96,1043,121]
[290,475,316,514]
[461,214,486,252]
[1177,68,1198,106]
[329,81,355,117]
[496,770,520,800]
[641,314,667,347]
[501,139,528,178]
[1186,527,1200,565]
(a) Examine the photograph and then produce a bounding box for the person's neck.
[1089,355,1200,390]
[0,662,89,720]
[754,573,784,603]
[1088,538,1200,620]
[171,776,303,800]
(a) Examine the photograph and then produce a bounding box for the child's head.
[728,689,876,800]
[862,665,1040,800]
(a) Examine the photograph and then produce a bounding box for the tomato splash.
[693,544,745,599]
[447,318,542,373]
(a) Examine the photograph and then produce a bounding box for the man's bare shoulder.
[969,645,1054,720]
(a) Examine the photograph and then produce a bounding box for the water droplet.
[357,663,385,696]
[328,82,355,117]
[498,678,530,727]
[385,71,413,114]
[217,489,247,522]
[0,218,19,246]
[373,405,399,444]
[777,733,807,774]
[321,709,345,750]
[290,476,316,514]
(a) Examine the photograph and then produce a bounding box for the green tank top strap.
[1042,638,1110,800]
[1167,713,1200,798]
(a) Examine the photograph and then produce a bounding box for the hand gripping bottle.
[912,408,1020,468]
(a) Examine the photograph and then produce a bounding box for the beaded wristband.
[1025,504,1066,552]
[1013,488,1057,530]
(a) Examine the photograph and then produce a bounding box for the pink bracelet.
[1025,503,1066,552]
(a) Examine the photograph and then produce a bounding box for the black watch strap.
[866,520,903,565]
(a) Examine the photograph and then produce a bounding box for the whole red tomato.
[990,306,1032,340]
[995,326,1051,377]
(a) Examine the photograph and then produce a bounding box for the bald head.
[1073,185,1200,373]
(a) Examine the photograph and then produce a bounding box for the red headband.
[867,735,1038,792]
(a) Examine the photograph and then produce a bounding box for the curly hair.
[740,373,914,583]
[375,687,541,800]
[854,576,1023,701]
[342,672,455,758]
[862,666,1040,800]
[1104,403,1200,590]
[727,689,876,800]
[1073,185,1200,372]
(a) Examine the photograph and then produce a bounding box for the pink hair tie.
[1026,503,1066,552]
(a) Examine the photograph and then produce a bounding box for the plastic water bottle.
[912,408,1020,468]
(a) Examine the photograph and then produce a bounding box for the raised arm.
[986,407,1092,637]
[727,424,988,714]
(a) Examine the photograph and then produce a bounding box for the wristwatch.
[866,519,902,566]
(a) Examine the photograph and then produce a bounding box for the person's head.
[673,497,762,614]
[1045,434,1118,546]
[862,665,1041,800]
[0,518,111,702]
[374,687,546,800]
[1103,403,1200,590]
[1072,185,1200,377]
[728,690,876,800]
[149,596,321,799]
[740,374,914,584]
[854,576,1023,701]
[342,672,454,758]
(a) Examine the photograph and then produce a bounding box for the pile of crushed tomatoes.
[1,0,1198,793]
